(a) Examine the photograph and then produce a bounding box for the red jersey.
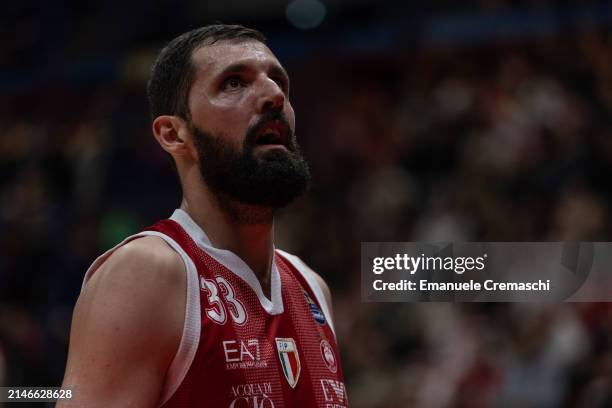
[83,209,348,408]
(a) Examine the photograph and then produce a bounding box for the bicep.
[60,238,185,408]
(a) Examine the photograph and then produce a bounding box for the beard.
[191,111,311,212]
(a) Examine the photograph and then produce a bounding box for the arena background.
[2,1,612,406]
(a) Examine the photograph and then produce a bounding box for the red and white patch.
[276,338,301,388]
[320,339,337,374]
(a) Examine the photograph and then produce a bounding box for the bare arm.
[59,236,186,408]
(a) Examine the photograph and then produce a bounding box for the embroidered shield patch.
[275,337,301,388]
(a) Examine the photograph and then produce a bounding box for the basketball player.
[60,24,348,407]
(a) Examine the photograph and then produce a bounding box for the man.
[60,24,348,407]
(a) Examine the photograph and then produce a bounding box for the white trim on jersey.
[170,209,284,315]
[276,250,337,338]
[168,209,334,336]
[81,231,201,408]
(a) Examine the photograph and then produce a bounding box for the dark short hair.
[147,24,267,121]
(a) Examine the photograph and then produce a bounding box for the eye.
[222,76,245,91]
[272,76,289,93]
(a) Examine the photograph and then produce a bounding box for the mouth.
[254,120,289,147]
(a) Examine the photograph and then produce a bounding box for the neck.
[180,190,275,296]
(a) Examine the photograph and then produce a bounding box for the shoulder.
[79,234,186,348]
[277,250,334,318]
[81,234,186,343]
[87,235,184,290]
[61,235,186,406]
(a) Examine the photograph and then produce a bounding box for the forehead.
[191,40,283,79]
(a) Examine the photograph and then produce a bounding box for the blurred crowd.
[299,29,612,407]
[3,5,612,408]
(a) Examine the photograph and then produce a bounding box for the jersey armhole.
[81,232,201,407]
[276,250,336,338]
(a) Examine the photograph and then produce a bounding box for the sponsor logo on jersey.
[320,339,338,373]
[275,338,301,388]
[223,339,268,370]
[229,382,275,408]
[303,290,326,325]
[320,379,348,407]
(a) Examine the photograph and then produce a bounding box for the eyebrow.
[218,62,290,83]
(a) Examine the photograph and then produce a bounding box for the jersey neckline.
[170,209,284,315]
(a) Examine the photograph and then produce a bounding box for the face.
[186,39,310,209]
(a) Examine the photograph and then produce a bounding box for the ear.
[152,115,195,159]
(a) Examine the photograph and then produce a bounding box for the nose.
[257,76,285,113]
